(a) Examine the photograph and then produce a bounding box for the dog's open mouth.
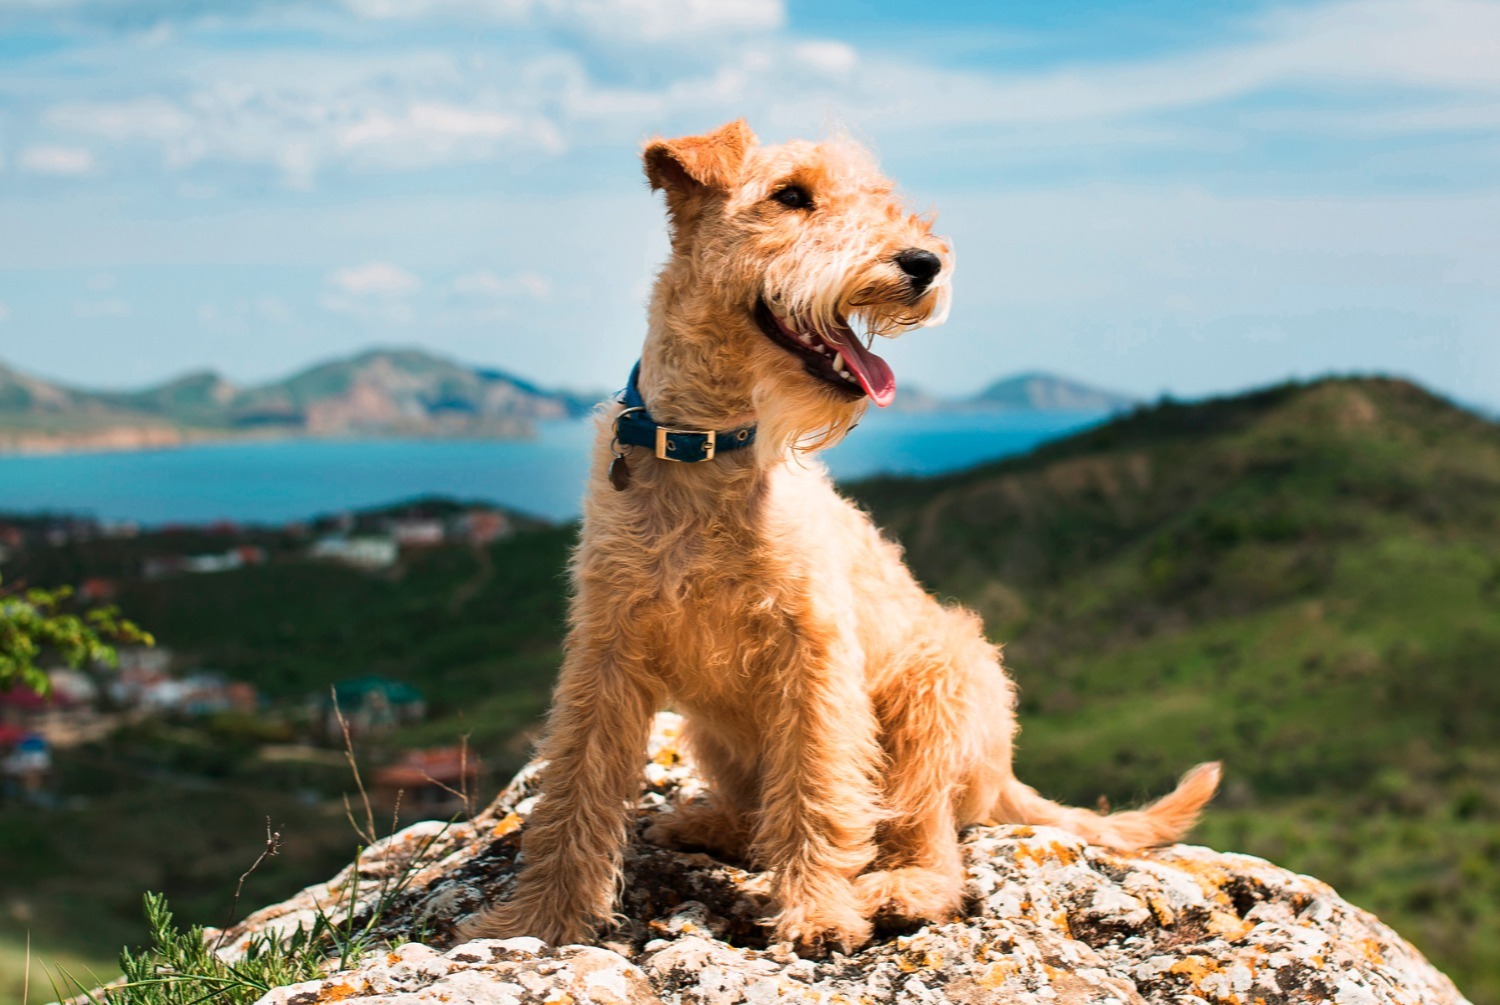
[753,298,897,408]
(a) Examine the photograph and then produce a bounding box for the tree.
[0,573,152,695]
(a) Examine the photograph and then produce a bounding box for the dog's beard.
[753,375,869,460]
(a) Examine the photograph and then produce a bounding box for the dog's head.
[644,119,951,451]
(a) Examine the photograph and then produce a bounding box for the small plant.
[0,573,152,694]
[52,814,458,1005]
[51,892,328,1005]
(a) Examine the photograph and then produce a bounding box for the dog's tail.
[992,762,1222,849]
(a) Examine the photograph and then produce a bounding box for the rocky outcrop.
[220,714,1471,1005]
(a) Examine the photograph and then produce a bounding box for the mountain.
[891,371,1137,413]
[0,349,598,453]
[967,371,1137,411]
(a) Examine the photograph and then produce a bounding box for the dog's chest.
[605,508,815,689]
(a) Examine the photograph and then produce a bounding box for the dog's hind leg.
[645,721,757,862]
[460,640,660,946]
[856,611,1002,925]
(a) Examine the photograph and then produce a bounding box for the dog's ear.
[643,119,757,195]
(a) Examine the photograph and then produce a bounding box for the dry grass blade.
[213,818,282,950]
[330,687,377,845]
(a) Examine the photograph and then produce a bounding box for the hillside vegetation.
[2,376,1496,1003]
[854,377,1500,1001]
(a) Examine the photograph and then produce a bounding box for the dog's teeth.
[833,355,847,374]
[799,334,813,345]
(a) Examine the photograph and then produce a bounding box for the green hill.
[852,376,1500,1001]
[1,376,1496,1003]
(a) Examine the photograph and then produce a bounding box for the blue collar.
[613,361,757,463]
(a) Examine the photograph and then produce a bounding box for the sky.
[0,0,1497,407]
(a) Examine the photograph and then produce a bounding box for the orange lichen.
[491,811,523,837]
[317,981,361,1002]
[1012,840,1081,869]
[976,960,1019,989]
[1207,910,1255,943]
[1146,893,1178,926]
[651,744,680,767]
[1052,910,1072,939]
[1161,854,1236,909]
[1168,957,1243,1005]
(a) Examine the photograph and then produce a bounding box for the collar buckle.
[656,427,716,462]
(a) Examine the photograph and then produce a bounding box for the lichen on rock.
[219,713,1471,1005]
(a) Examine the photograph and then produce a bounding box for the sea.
[0,410,1104,526]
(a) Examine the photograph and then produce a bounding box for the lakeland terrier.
[463,119,1220,954]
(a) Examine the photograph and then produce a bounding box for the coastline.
[0,422,541,458]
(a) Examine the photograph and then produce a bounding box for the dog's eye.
[771,185,813,210]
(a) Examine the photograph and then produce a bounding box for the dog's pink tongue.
[828,328,896,408]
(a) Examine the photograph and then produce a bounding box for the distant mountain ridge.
[892,371,1137,414]
[0,350,1136,454]
[0,349,598,454]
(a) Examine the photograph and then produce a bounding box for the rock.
[220,713,1471,1005]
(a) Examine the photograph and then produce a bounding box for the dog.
[462,119,1220,955]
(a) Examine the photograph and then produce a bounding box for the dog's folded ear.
[643,119,757,195]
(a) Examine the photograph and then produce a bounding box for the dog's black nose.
[895,248,942,293]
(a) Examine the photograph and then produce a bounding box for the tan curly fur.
[461,120,1221,955]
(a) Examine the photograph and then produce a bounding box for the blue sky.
[0,0,1497,407]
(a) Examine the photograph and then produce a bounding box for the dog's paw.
[853,868,964,925]
[644,800,751,861]
[457,900,597,947]
[770,896,873,957]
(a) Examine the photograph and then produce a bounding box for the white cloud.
[323,261,422,322]
[46,97,192,142]
[17,145,96,176]
[338,0,528,19]
[30,0,1499,194]
[86,272,116,291]
[198,296,295,333]
[793,40,857,79]
[36,53,567,186]
[0,302,10,324]
[852,0,1500,133]
[328,261,422,296]
[338,0,783,40]
[74,298,131,318]
[555,0,784,41]
[450,269,551,300]
[338,103,565,168]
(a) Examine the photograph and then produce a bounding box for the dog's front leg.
[753,635,884,955]
[462,645,657,946]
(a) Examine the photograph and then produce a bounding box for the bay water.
[0,410,1103,525]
